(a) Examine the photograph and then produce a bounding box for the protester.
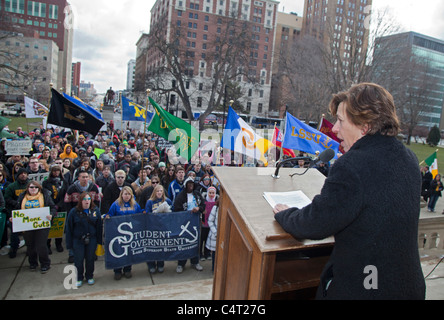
[105,186,142,280]
[59,144,78,160]
[273,83,426,299]
[66,191,103,287]
[101,170,134,215]
[173,177,205,273]
[421,166,433,203]
[201,186,218,261]
[428,174,443,213]
[15,181,56,273]
[64,169,101,263]
[161,164,176,191]
[167,165,185,203]
[4,168,29,258]
[206,200,219,272]
[42,165,68,254]
[145,184,172,274]
[131,169,151,204]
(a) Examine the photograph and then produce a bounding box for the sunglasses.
[83,197,91,201]
[152,181,159,184]
[29,186,39,189]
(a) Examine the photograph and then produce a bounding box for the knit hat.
[158,162,166,168]
[17,168,28,177]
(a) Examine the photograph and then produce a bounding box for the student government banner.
[104,212,200,270]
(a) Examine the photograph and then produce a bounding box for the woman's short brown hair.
[329,82,400,137]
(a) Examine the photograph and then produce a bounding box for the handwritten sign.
[48,212,66,239]
[5,140,32,156]
[28,172,49,183]
[12,207,51,232]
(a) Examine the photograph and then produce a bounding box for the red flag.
[319,117,345,154]
[272,127,296,157]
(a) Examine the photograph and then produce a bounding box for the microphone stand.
[271,156,311,179]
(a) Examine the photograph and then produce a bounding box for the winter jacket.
[145,198,172,213]
[101,181,134,215]
[275,133,426,300]
[64,180,100,211]
[106,201,142,217]
[205,205,218,252]
[173,189,205,213]
[65,207,103,249]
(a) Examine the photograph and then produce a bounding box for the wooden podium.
[212,167,334,300]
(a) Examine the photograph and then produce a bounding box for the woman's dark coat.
[275,133,426,300]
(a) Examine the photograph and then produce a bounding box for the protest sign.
[5,140,32,156]
[12,207,51,232]
[48,212,66,239]
[28,172,49,183]
[104,211,200,270]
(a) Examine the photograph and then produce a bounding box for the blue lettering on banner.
[104,212,200,270]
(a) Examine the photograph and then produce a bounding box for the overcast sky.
[69,0,444,93]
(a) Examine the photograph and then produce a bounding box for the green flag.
[147,97,200,161]
[425,151,438,178]
[0,116,11,132]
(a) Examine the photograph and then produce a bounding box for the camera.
[81,233,90,245]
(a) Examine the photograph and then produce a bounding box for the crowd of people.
[0,124,221,287]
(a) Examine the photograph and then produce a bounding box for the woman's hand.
[273,204,289,215]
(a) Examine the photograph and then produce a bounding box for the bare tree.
[277,6,405,123]
[145,9,257,130]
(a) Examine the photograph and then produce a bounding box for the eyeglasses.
[30,162,39,164]
[116,176,125,179]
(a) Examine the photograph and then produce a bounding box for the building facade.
[0,0,73,99]
[269,11,302,115]
[302,0,372,87]
[71,61,80,96]
[126,59,135,91]
[141,0,279,119]
[375,32,444,132]
[0,32,59,102]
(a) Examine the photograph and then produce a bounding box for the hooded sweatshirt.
[60,144,78,160]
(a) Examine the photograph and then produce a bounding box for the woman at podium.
[274,83,425,300]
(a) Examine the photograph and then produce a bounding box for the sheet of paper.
[263,190,312,209]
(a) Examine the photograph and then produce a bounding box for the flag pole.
[140,89,151,172]
[23,93,30,133]
[44,83,53,133]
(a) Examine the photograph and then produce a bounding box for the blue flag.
[122,96,153,122]
[104,212,200,270]
[283,112,340,155]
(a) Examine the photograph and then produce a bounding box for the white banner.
[12,207,51,232]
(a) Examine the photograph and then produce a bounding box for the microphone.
[271,148,335,179]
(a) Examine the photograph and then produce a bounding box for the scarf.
[21,192,44,209]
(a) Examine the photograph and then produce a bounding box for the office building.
[375,31,444,131]
[127,59,135,92]
[0,0,73,97]
[269,11,302,115]
[141,0,279,118]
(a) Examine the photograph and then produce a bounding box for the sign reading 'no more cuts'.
[12,207,51,232]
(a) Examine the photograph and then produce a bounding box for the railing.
[418,216,444,250]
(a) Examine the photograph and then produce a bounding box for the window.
[49,4,58,19]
